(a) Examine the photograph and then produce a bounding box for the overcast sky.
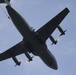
[0,0,76,75]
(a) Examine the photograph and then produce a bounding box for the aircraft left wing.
[36,8,70,43]
[0,41,25,61]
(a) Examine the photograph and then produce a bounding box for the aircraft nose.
[51,60,58,70]
[50,52,58,70]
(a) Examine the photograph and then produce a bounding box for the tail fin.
[0,0,10,3]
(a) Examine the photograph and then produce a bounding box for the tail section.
[0,0,10,5]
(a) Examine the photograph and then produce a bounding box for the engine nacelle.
[58,26,67,37]
[24,52,33,62]
[49,36,58,45]
[12,57,21,66]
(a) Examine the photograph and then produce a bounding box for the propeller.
[58,29,67,37]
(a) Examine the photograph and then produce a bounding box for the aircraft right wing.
[36,8,70,43]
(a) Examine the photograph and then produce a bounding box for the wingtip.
[65,7,70,13]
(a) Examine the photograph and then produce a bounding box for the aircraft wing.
[0,41,26,61]
[36,8,70,43]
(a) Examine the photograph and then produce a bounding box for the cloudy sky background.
[0,0,76,75]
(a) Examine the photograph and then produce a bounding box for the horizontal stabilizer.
[0,0,10,3]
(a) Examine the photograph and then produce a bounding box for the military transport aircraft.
[0,0,70,70]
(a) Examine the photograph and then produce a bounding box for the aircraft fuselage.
[6,5,58,70]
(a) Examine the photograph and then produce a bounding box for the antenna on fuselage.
[0,5,10,19]
[0,0,11,19]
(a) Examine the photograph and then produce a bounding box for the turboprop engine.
[49,36,58,45]
[58,26,67,37]
[12,57,22,66]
